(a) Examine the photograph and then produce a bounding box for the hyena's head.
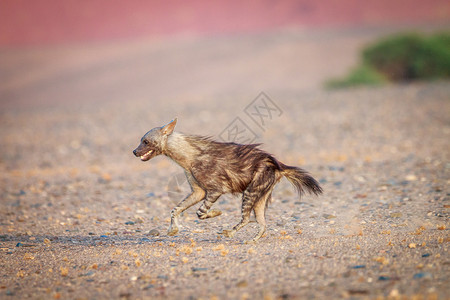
[133,118,177,161]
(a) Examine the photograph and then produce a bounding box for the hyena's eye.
[143,140,149,145]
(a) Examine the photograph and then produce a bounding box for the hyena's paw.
[245,235,264,244]
[221,229,235,238]
[244,230,266,243]
[167,226,179,236]
[198,209,222,220]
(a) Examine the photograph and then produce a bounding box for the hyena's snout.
[133,144,157,162]
[133,144,146,157]
[132,148,143,157]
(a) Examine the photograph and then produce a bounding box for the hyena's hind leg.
[221,188,255,238]
[249,192,272,243]
[197,191,222,220]
[222,166,277,241]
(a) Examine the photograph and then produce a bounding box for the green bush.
[326,32,450,89]
[363,32,450,81]
[325,64,386,88]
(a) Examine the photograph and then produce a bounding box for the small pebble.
[125,221,135,225]
[23,253,34,260]
[405,174,417,181]
[192,267,208,272]
[15,242,34,247]
[351,265,366,269]
[389,289,399,297]
[81,271,95,277]
[213,244,225,251]
[147,229,160,236]
[413,272,432,279]
[323,214,336,219]
[390,212,402,218]
[60,267,69,277]
[119,293,131,298]
[319,178,327,184]
[276,221,286,226]
[236,280,248,288]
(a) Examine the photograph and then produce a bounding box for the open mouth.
[140,149,154,161]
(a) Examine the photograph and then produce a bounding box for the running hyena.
[133,118,322,242]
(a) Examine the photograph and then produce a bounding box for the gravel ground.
[0,28,449,299]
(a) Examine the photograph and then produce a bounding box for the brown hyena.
[133,118,322,242]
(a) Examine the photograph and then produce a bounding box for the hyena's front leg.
[168,188,205,236]
[197,192,222,220]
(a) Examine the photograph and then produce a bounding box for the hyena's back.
[181,137,278,194]
[168,135,321,197]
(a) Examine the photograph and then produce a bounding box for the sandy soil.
[0,27,449,299]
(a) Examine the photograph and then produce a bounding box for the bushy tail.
[279,163,323,197]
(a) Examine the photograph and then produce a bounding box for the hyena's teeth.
[140,150,153,160]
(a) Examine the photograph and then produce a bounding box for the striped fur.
[133,119,322,242]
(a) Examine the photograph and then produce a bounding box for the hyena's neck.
[164,132,198,171]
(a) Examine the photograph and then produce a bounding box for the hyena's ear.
[161,118,177,136]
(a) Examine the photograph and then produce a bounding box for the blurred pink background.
[1,0,449,46]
